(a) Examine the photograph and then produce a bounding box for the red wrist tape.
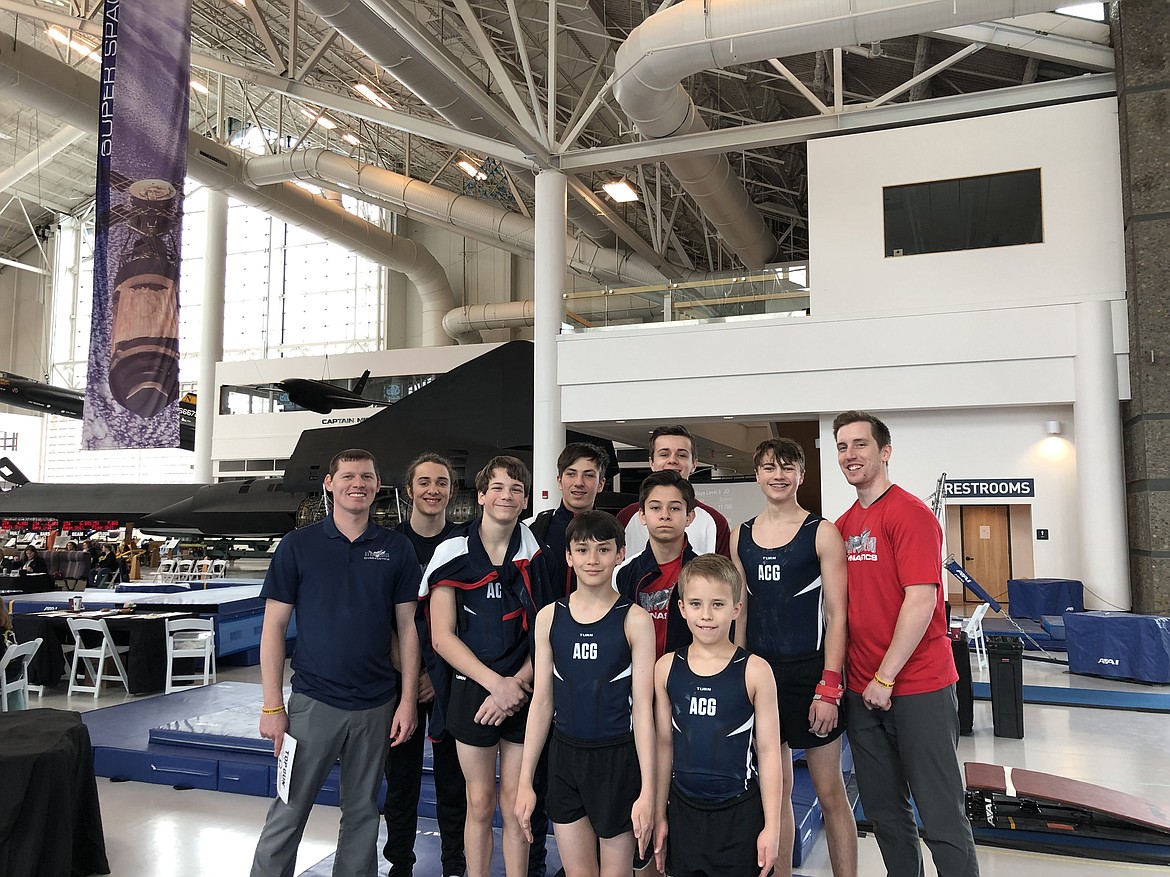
[820,669,843,689]
[814,682,844,705]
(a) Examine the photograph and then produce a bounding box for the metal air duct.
[243,149,670,286]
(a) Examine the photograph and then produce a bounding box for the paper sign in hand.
[276,733,297,804]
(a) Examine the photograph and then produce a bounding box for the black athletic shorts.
[767,652,845,750]
[446,673,529,747]
[665,783,763,877]
[547,730,640,838]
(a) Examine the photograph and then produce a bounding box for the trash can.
[987,636,1024,738]
[950,627,974,735]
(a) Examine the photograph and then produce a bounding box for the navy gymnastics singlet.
[738,513,825,659]
[550,597,634,741]
[666,646,756,802]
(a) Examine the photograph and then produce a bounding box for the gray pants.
[251,693,394,877]
[844,685,979,877]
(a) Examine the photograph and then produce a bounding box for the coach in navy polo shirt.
[250,448,421,877]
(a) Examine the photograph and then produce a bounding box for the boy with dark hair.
[732,438,855,877]
[516,510,657,877]
[834,411,979,877]
[530,442,610,596]
[652,554,782,877]
[251,448,420,877]
[617,471,698,659]
[383,452,466,877]
[617,425,731,559]
[423,455,554,877]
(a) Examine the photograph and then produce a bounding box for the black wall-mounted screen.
[884,169,1043,257]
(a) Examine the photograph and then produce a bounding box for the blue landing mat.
[301,816,562,877]
[971,682,1170,712]
[83,682,296,799]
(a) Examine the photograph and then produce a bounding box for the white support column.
[1073,299,1130,609]
[532,170,566,511]
[194,190,228,482]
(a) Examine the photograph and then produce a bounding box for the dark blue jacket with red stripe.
[615,539,698,656]
[417,518,554,739]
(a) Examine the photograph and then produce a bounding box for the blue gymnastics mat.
[82,682,351,804]
[971,682,1170,712]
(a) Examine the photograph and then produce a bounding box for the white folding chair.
[165,618,216,693]
[66,617,131,698]
[964,602,991,672]
[173,559,195,582]
[154,558,176,583]
[208,559,228,579]
[1,638,43,711]
[192,559,213,581]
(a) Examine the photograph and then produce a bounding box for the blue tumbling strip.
[970,681,1170,712]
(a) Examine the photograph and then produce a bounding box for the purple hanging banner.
[84,0,192,449]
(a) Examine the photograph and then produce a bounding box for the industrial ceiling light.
[602,178,639,203]
[342,133,361,146]
[353,83,391,109]
[44,26,100,62]
[457,159,487,181]
[300,107,337,129]
[190,80,209,95]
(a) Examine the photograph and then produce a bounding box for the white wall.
[808,97,1125,317]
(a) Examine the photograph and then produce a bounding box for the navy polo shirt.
[262,515,421,710]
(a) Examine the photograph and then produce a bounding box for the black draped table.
[0,709,110,877]
[12,610,193,695]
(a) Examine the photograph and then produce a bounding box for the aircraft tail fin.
[353,370,371,397]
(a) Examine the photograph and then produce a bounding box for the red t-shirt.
[835,485,956,696]
[636,554,685,658]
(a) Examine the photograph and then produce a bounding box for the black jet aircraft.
[138,342,623,536]
[3,343,624,538]
[275,369,391,415]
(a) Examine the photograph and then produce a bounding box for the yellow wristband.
[261,705,286,715]
[873,672,896,689]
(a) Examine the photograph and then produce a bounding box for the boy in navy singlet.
[653,555,782,877]
[731,439,855,877]
[516,511,657,877]
[616,471,699,659]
